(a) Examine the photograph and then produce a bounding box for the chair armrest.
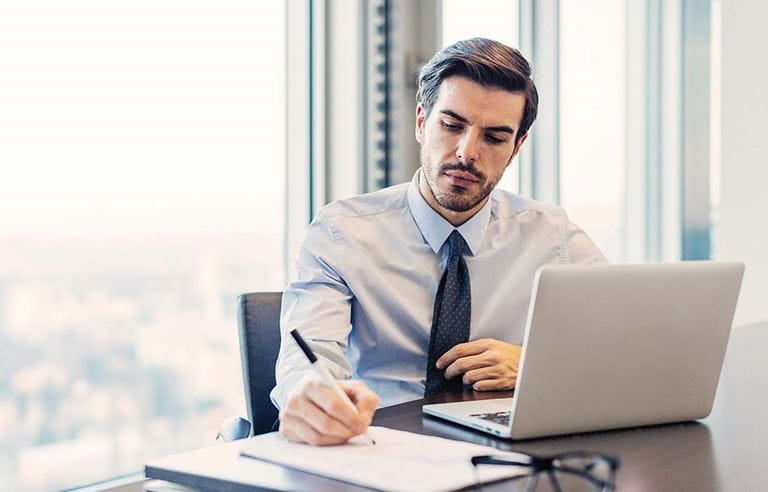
[216,416,252,442]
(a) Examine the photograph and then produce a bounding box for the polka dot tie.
[425,230,471,397]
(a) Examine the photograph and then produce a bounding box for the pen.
[289,329,376,445]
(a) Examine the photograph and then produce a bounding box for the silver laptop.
[423,261,744,439]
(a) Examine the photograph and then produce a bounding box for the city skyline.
[0,232,283,490]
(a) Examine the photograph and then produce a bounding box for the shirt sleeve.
[269,212,355,409]
[559,209,609,264]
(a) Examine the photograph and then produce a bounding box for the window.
[559,0,626,261]
[440,0,713,263]
[0,1,285,489]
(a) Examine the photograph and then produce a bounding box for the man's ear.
[415,104,426,144]
[506,132,529,166]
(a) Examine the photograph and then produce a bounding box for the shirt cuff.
[270,370,322,410]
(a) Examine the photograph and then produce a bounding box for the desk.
[146,321,768,491]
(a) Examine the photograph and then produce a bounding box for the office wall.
[719,0,768,326]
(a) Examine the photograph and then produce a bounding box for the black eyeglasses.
[471,451,620,492]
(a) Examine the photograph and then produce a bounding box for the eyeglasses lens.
[547,455,616,492]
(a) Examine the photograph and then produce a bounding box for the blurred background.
[0,0,765,489]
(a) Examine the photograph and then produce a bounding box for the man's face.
[415,76,527,220]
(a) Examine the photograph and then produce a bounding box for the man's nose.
[456,130,480,164]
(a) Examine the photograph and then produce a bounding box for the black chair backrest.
[237,292,282,435]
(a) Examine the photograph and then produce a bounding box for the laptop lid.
[508,261,744,439]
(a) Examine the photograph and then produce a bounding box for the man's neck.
[418,171,488,227]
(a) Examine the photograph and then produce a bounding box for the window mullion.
[285,0,313,281]
[518,0,560,204]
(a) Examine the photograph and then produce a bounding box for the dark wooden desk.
[146,321,768,491]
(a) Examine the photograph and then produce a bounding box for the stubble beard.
[421,150,496,213]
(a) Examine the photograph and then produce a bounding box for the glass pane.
[559,0,626,262]
[0,1,285,489]
[442,0,519,48]
[441,0,520,193]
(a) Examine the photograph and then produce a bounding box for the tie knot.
[447,230,469,258]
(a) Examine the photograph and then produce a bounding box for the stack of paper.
[240,426,527,491]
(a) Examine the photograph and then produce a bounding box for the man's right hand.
[279,380,380,446]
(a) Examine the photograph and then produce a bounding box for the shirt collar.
[406,169,492,256]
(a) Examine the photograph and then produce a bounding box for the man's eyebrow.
[440,109,469,123]
[439,109,516,135]
[484,125,516,135]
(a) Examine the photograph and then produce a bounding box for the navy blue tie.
[425,230,472,397]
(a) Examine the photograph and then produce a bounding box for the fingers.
[436,339,493,369]
[341,380,380,422]
[471,377,517,391]
[280,386,357,445]
[441,340,521,379]
[305,381,367,433]
[279,411,344,446]
[300,393,359,437]
[443,353,492,380]
[463,366,518,391]
[279,380,380,446]
[439,340,523,390]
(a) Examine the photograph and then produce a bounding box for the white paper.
[239,426,527,491]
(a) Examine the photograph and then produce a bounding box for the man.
[270,38,605,446]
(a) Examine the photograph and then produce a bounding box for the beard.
[420,150,498,212]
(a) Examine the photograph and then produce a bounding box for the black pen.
[290,329,376,445]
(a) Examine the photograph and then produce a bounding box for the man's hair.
[416,37,539,144]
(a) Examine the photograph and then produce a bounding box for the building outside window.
[0,2,285,489]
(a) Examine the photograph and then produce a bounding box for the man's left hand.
[436,339,523,391]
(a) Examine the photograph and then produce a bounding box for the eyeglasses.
[471,451,620,492]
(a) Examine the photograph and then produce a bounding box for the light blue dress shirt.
[271,170,606,409]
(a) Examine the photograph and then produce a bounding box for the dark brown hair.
[416,38,538,144]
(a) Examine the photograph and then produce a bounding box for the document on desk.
[239,426,526,491]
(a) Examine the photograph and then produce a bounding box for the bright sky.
[0,1,285,237]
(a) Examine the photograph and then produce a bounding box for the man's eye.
[485,134,505,144]
[441,121,462,132]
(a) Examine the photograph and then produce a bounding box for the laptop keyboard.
[470,411,511,427]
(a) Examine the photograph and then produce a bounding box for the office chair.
[218,292,283,441]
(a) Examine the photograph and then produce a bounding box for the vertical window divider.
[285,0,313,282]
[518,0,560,204]
[661,0,684,261]
[625,0,668,262]
[645,0,663,261]
[311,0,328,216]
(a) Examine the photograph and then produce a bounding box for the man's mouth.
[443,170,481,187]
